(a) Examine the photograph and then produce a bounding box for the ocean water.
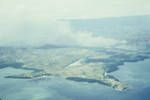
[0,59,150,100]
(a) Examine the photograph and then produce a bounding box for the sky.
[0,0,150,47]
[0,0,150,19]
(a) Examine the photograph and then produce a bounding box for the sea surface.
[0,59,150,100]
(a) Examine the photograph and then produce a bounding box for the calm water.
[0,59,150,100]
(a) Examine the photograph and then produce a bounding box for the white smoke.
[0,18,125,47]
[0,0,129,47]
